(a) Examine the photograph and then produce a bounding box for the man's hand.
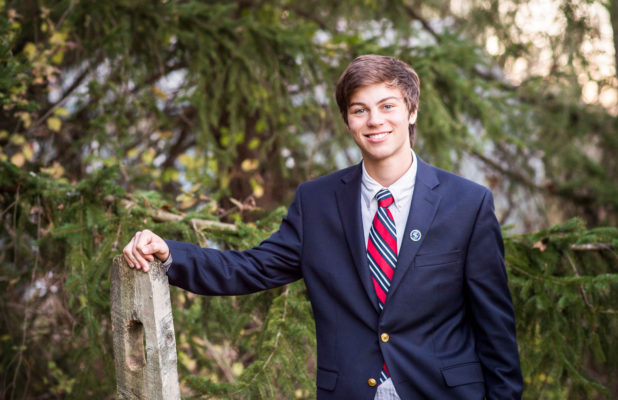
[122,229,170,272]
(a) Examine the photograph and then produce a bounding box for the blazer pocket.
[415,250,462,268]
[316,367,338,391]
[441,362,485,387]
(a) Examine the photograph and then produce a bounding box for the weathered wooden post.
[111,256,181,399]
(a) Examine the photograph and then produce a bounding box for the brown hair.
[335,55,420,141]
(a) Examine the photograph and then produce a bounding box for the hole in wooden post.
[126,320,146,371]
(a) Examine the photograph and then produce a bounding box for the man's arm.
[464,190,523,399]
[165,187,304,295]
[122,186,305,295]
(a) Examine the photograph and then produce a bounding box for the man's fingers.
[121,230,167,273]
[123,236,137,268]
[139,236,170,261]
[140,243,153,254]
[128,231,149,271]
[140,242,162,255]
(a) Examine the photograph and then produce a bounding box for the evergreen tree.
[1,0,617,398]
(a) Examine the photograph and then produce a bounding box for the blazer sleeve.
[464,190,523,399]
[165,187,304,295]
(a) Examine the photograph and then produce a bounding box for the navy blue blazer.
[166,158,523,399]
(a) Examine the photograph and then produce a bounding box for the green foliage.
[2,0,616,227]
[0,160,317,398]
[2,160,617,399]
[0,5,31,111]
[506,219,618,399]
[1,0,617,399]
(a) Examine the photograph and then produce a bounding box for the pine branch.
[403,5,441,43]
[403,4,517,91]
[565,252,593,309]
[200,336,235,382]
[570,243,613,251]
[468,147,545,192]
[246,285,290,385]
[119,199,237,232]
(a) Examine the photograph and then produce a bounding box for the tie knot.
[376,189,394,208]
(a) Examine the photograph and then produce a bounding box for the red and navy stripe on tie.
[367,188,397,384]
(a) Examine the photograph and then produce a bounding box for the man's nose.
[367,111,384,126]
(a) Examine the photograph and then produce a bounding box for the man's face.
[346,83,417,166]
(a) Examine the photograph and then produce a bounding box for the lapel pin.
[410,229,422,242]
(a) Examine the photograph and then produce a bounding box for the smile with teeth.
[365,131,391,140]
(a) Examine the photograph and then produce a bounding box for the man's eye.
[383,104,394,110]
[352,108,365,114]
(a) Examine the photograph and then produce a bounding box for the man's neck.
[363,151,413,187]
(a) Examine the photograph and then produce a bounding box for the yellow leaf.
[220,135,230,147]
[23,42,37,60]
[9,134,25,146]
[219,174,230,189]
[103,157,117,167]
[10,152,25,167]
[40,161,65,179]
[176,193,197,210]
[19,112,32,129]
[53,107,70,117]
[231,362,244,376]
[22,144,33,161]
[141,147,156,164]
[235,132,244,144]
[250,178,264,198]
[47,117,62,132]
[207,158,218,173]
[162,168,179,183]
[248,138,260,150]
[241,158,259,172]
[151,85,167,100]
[0,130,8,140]
[51,50,64,65]
[127,147,139,158]
[49,31,67,45]
[178,153,194,168]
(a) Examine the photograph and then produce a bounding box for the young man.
[124,55,523,399]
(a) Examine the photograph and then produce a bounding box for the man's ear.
[408,110,418,125]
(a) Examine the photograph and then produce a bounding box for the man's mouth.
[365,131,391,140]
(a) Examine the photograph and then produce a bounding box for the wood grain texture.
[111,256,181,400]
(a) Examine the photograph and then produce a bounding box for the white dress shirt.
[361,150,418,254]
[361,149,418,400]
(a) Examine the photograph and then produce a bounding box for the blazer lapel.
[335,164,380,313]
[387,158,441,300]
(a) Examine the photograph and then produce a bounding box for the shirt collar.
[361,150,418,210]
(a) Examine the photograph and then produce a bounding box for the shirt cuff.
[162,254,173,272]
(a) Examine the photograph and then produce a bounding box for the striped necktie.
[367,188,397,384]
